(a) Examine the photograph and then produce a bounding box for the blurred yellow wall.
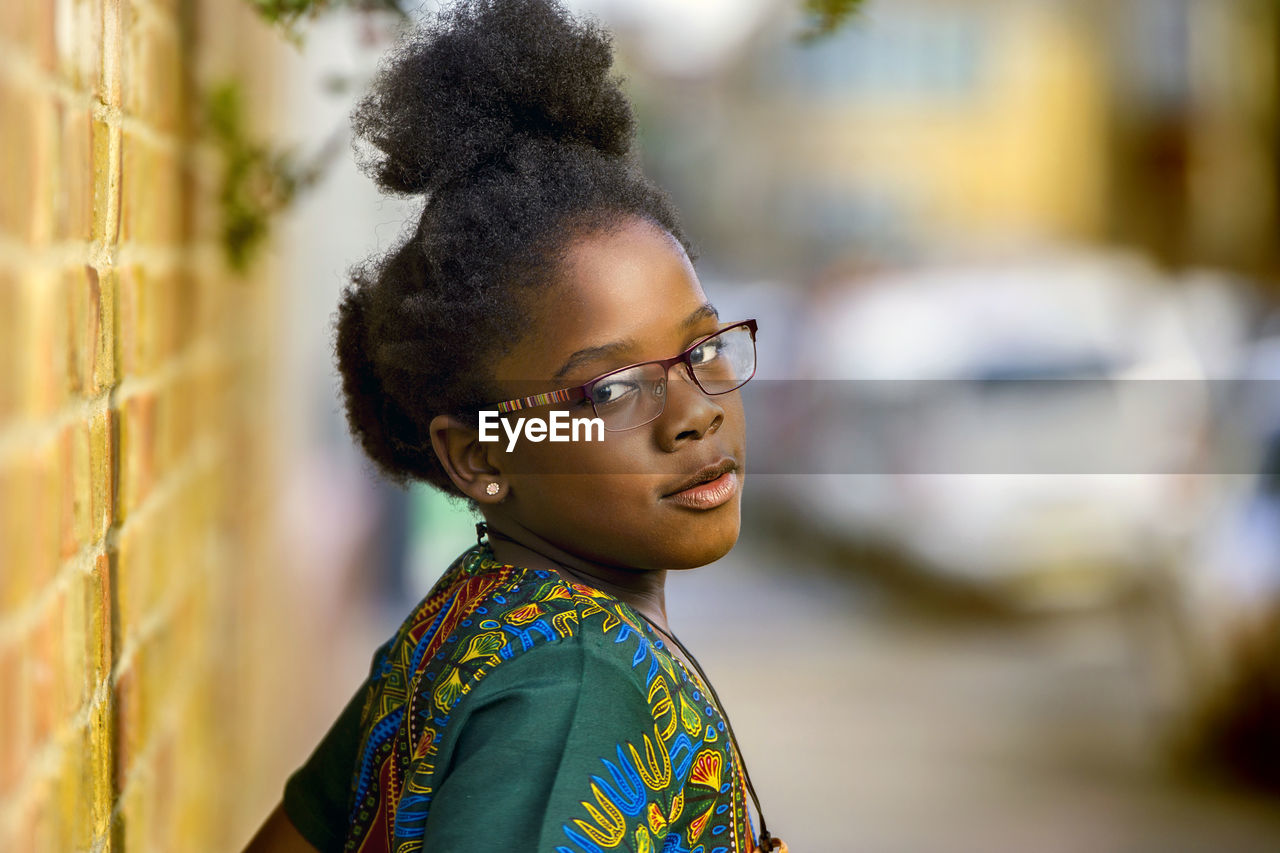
[0,1,312,849]
[685,0,1278,287]
[772,3,1109,245]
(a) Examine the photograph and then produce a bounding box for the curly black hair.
[334,0,693,495]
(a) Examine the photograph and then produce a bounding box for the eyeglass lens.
[588,324,757,431]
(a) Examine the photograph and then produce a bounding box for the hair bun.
[352,0,636,197]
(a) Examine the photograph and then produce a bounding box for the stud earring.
[485,482,500,496]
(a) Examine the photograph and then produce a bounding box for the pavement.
[663,531,1280,853]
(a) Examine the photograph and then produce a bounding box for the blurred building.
[621,0,1279,292]
[1107,0,1279,281]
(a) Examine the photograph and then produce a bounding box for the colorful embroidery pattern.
[342,545,753,852]
[553,639,749,853]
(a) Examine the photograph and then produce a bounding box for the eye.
[688,337,724,367]
[591,376,641,407]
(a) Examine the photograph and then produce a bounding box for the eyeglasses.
[487,319,758,432]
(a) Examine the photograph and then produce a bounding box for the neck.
[481,521,671,631]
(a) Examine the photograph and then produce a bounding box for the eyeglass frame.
[484,319,759,431]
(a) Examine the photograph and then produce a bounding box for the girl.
[245,1,781,850]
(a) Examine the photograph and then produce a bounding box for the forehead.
[492,218,710,382]
[557,219,704,327]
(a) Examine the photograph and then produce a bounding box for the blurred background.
[3,0,1280,850]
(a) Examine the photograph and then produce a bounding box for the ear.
[428,414,507,503]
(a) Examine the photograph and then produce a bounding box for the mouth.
[661,458,740,510]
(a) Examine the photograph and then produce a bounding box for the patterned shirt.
[287,543,759,853]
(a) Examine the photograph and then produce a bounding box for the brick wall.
[0,1,307,849]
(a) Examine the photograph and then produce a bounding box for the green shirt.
[284,544,755,852]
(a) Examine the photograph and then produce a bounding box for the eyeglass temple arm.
[492,386,588,415]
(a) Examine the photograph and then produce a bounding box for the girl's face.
[485,217,748,571]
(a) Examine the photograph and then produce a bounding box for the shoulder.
[453,576,674,707]
[346,547,754,853]
[360,545,664,729]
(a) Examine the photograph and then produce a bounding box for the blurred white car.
[721,250,1257,611]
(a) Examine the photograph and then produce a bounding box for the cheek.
[500,434,663,554]
[498,423,653,477]
[508,473,651,519]
[505,469,663,565]
[722,394,748,444]
[508,472,740,570]
[501,429,662,525]
[495,402,747,568]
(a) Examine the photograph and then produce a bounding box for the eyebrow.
[551,303,720,381]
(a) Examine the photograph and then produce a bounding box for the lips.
[662,458,738,498]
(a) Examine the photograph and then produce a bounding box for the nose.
[654,362,723,450]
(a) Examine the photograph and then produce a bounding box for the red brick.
[126,20,183,133]
[28,94,58,247]
[91,118,120,247]
[58,107,94,242]
[121,134,181,245]
[29,435,63,593]
[0,2,25,47]
[59,0,105,90]
[0,462,25,613]
[118,391,155,518]
[62,570,89,719]
[88,406,115,540]
[151,731,176,848]
[172,268,198,350]
[115,266,140,375]
[143,610,173,700]
[116,264,165,375]
[92,266,118,393]
[118,131,142,245]
[101,0,122,108]
[0,74,35,239]
[112,662,140,794]
[58,728,93,852]
[147,271,175,365]
[170,583,199,664]
[85,695,113,840]
[3,781,47,851]
[57,422,78,559]
[28,591,62,749]
[119,755,149,852]
[114,517,153,635]
[7,462,40,610]
[190,272,222,343]
[162,376,190,468]
[26,270,71,417]
[0,271,22,420]
[0,639,25,798]
[193,359,231,445]
[30,0,56,71]
[86,552,114,688]
[148,383,169,481]
[66,268,91,398]
[67,416,94,553]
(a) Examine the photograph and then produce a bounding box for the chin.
[666,505,742,569]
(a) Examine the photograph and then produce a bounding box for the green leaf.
[799,0,868,42]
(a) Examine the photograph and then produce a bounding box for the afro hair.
[333,0,692,495]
